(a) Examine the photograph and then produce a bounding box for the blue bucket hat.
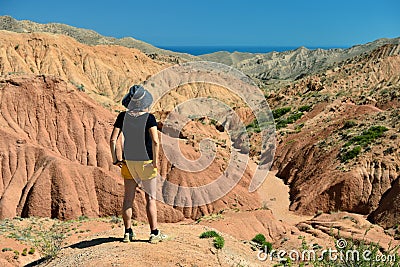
[121,85,153,110]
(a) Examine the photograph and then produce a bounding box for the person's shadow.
[69,237,121,249]
[70,236,149,249]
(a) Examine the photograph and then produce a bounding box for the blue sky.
[1,0,399,47]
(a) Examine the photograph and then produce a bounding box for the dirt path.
[256,170,313,224]
[42,223,263,267]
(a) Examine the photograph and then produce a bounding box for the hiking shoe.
[149,231,168,244]
[123,232,136,243]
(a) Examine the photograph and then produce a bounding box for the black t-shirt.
[113,111,157,161]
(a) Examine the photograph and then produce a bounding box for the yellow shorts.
[121,160,157,181]
[121,162,133,179]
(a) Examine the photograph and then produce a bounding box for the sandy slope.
[0,219,262,267]
[257,171,313,224]
[45,223,264,267]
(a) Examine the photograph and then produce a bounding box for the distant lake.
[157,46,347,56]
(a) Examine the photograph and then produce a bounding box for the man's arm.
[149,126,159,168]
[110,127,123,167]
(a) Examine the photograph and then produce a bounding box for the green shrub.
[252,234,266,245]
[345,126,388,147]
[276,120,288,129]
[200,230,220,239]
[246,119,261,133]
[7,226,33,241]
[341,146,361,162]
[2,247,12,252]
[286,112,304,124]
[295,123,305,131]
[298,105,312,112]
[261,241,273,253]
[275,112,304,129]
[28,247,35,255]
[200,230,224,249]
[340,126,388,162]
[272,107,291,119]
[32,221,70,260]
[213,236,225,249]
[22,248,27,256]
[251,234,273,253]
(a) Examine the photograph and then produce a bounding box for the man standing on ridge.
[110,84,167,243]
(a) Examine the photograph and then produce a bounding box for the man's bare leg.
[143,178,157,231]
[122,179,137,230]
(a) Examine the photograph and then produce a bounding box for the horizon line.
[157,44,350,48]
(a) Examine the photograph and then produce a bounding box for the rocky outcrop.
[297,212,399,250]
[272,102,399,226]
[0,30,167,106]
[368,176,400,229]
[0,75,124,219]
[270,45,400,228]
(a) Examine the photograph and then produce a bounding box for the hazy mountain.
[198,50,260,66]
[200,38,400,83]
[0,15,198,63]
